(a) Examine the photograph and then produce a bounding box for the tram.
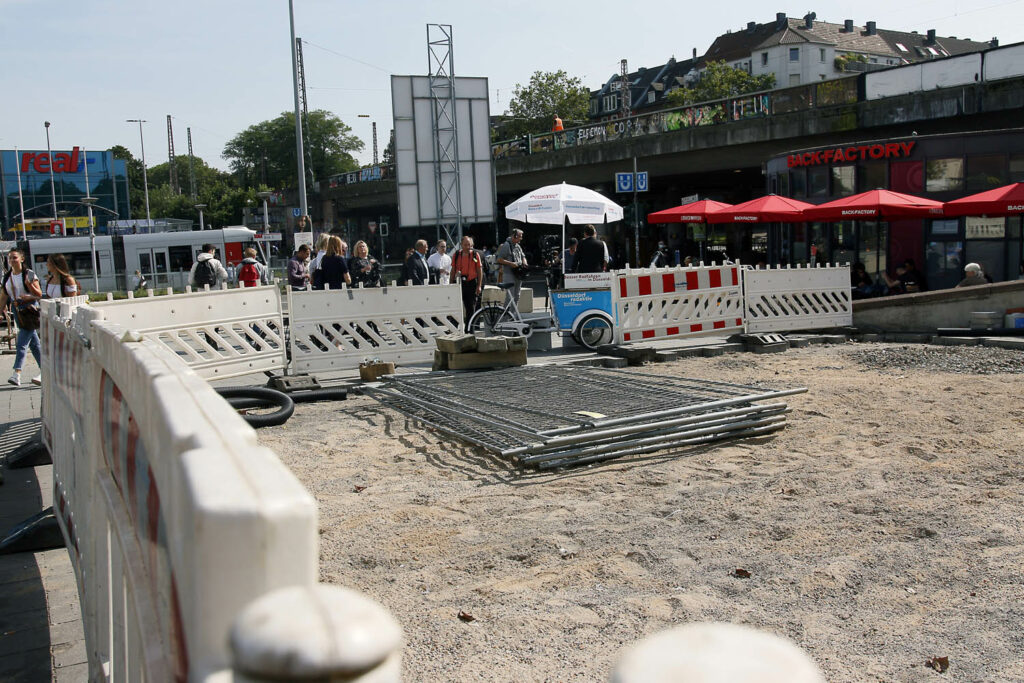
[19,227,257,291]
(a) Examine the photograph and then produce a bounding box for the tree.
[501,70,590,139]
[222,110,363,189]
[148,156,229,198]
[665,61,776,107]
[109,145,147,218]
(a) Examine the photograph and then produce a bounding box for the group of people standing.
[286,235,382,291]
[2,249,79,387]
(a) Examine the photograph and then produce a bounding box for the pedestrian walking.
[1,249,42,386]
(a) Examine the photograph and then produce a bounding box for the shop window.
[777,171,790,197]
[831,166,855,196]
[790,169,807,197]
[926,241,964,290]
[930,219,960,238]
[857,221,887,278]
[858,162,886,192]
[1008,154,1024,183]
[969,240,1006,282]
[965,154,1006,191]
[808,167,829,197]
[925,158,964,192]
[809,223,829,264]
[791,223,808,264]
[890,160,923,194]
[832,221,856,266]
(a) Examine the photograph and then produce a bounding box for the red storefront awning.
[943,182,1024,217]
[802,189,944,221]
[647,199,733,224]
[706,195,815,224]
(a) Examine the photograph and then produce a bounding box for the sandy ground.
[258,343,1024,682]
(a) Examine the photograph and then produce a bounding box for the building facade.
[0,148,130,239]
[764,129,1024,289]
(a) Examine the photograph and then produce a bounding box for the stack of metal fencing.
[366,366,806,469]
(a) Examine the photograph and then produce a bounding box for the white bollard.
[230,584,402,682]
[610,623,824,683]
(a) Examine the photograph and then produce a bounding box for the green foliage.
[665,61,776,107]
[222,110,363,189]
[147,156,227,195]
[501,70,590,139]
[109,144,147,218]
[834,52,868,72]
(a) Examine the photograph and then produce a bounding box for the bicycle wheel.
[575,314,614,350]
[468,304,505,337]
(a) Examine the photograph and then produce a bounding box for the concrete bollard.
[610,622,824,683]
[230,585,403,683]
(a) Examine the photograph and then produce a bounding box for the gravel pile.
[844,343,1024,374]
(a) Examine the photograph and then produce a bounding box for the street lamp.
[125,119,151,224]
[56,210,69,237]
[44,121,58,220]
[194,204,207,231]
[256,191,273,233]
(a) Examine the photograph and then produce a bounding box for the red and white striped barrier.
[612,264,745,344]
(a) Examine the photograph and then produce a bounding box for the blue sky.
[3,0,1021,171]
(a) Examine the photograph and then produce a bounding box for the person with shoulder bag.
[1,249,43,386]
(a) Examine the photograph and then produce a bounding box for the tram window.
[154,252,168,273]
[139,252,152,274]
[67,252,100,276]
[168,246,194,271]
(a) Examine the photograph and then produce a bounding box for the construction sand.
[258,342,1024,682]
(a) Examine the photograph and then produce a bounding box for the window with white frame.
[603,94,617,111]
[819,48,826,62]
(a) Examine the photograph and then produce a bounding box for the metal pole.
[288,0,309,218]
[632,156,639,267]
[44,121,57,220]
[14,146,26,240]
[82,146,99,292]
[262,198,270,232]
[127,119,151,223]
[198,206,205,231]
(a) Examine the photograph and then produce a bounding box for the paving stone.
[527,332,552,352]
[446,348,527,371]
[475,336,509,353]
[51,638,87,668]
[854,333,880,342]
[653,351,679,362]
[930,336,980,346]
[750,342,789,354]
[600,357,629,368]
[431,350,449,372]
[788,337,811,348]
[435,334,477,354]
[699,347,726,357]
[981,337,1024,350]
[505,336,528,351]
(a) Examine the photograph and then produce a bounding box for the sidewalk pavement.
[0,381,87,683]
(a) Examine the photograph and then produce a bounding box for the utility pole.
[288,0,309,219]
[619,59,630,120]
[632,156,640,266]
[44,121,58,220]
[295,36,316,186]
[166,115,179,194]
[126,119,152,223]
[186,127,197,200]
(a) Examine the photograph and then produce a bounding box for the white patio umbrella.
[505,182,623,274]
[505,181,624,225]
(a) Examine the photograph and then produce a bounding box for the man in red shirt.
[451,235,484,330]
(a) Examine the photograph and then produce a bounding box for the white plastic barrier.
[288,283,463,374]
[611,264,745,344]
[90,285,287,380]
[743,264,852,333]
[40,300,401,681]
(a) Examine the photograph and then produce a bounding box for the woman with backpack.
[1,249,43,386]
[44,254,79,299]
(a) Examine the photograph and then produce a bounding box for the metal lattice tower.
[427,23,462,245]
[372,121,378,165]
[166,115,179,194]
[186,127,197,200]
[295,37,315,184]
[619,59,631,119]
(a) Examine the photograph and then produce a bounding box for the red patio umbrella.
[647,199,733,223]
[802,189,944,221]
[706,195,815,223]
[943,182,1024,217]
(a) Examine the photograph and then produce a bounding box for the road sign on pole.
[292,208,301,217]
[615,172,633,193]
[636,172,649,192]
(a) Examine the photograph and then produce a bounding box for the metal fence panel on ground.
[288,284,463,374]
[368,366,805,469]
[744,265,852,333]
[90,286,287,380]
[611,265,745,344]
